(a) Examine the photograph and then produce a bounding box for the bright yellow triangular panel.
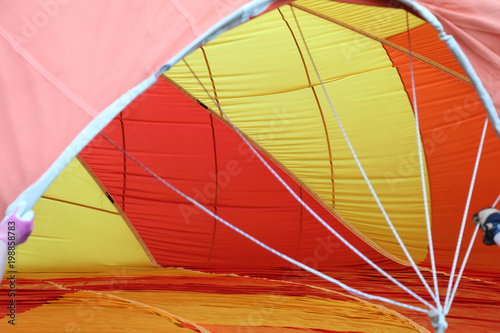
[16,158,153,272]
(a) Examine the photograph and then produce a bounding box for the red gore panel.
[80,77,398,273]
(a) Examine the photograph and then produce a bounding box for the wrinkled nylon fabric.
[418,0,500,120]
[384,25,500,271]
[0,0,259,217]
[166,3,431,263]
[80,77,393,271]
[0,268,429,332]
[3,268,500,332]
[2,1,500,332]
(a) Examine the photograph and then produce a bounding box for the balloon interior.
[1,1,500,332]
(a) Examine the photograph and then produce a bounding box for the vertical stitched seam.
[279,7,335,207]
[201,46,223,118]
[207,114,219,264]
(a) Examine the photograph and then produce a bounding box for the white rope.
[444,192,500,315]
[289,6,437,302]
[175,6,442,310]
[406,12,441,310]
[100,133,429,314]
[181,59,435,310]
[443,117,488,312]
[444,223,479,315]
[494,194,500,208]
[181,55,437,310]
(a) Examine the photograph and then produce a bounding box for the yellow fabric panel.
[13,266,212,280]
[315,67,430,262]
[168,8,315,106]
[209,88,334,203]
[174,45,216,109]
[168,7,336,204]
[15,158,153,272]
[0,291,191,333]
[168,5,404,101]
[96,290,422,332]
[295,0,426,39]
[167,4,430,262]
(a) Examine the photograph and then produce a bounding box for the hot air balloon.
[1,0,500,332]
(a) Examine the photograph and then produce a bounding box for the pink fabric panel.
[0,0,257,215]
[0,35,91,215]
[419,0,500,116]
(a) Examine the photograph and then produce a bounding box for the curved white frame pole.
[4,0,281,218]
[397,0,500,139]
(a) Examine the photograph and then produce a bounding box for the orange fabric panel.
[200,326,346,332]
[384,27,500,271]
[4,268,500,332]
[419,0,500,118]
[298,269,500,333]
[0,268,427,332]
[0,291,196,332]
[385,23,467,77]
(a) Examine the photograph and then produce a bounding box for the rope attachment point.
[428,309,448,333]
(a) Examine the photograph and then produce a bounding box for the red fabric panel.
[1,0,265,216]
[385,27,500,272]
[0,277,70,319]
[80,77,398,273]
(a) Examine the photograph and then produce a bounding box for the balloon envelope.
[1,0,500,332]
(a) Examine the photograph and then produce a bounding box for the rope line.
[443,117,488,312]
[289,5,437,302]
[175,5,442,310]
[444,224,479,315]
[444,192,500,315]
[406,12,441,310]
[181,57,435,310]
[99,133,429,314]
